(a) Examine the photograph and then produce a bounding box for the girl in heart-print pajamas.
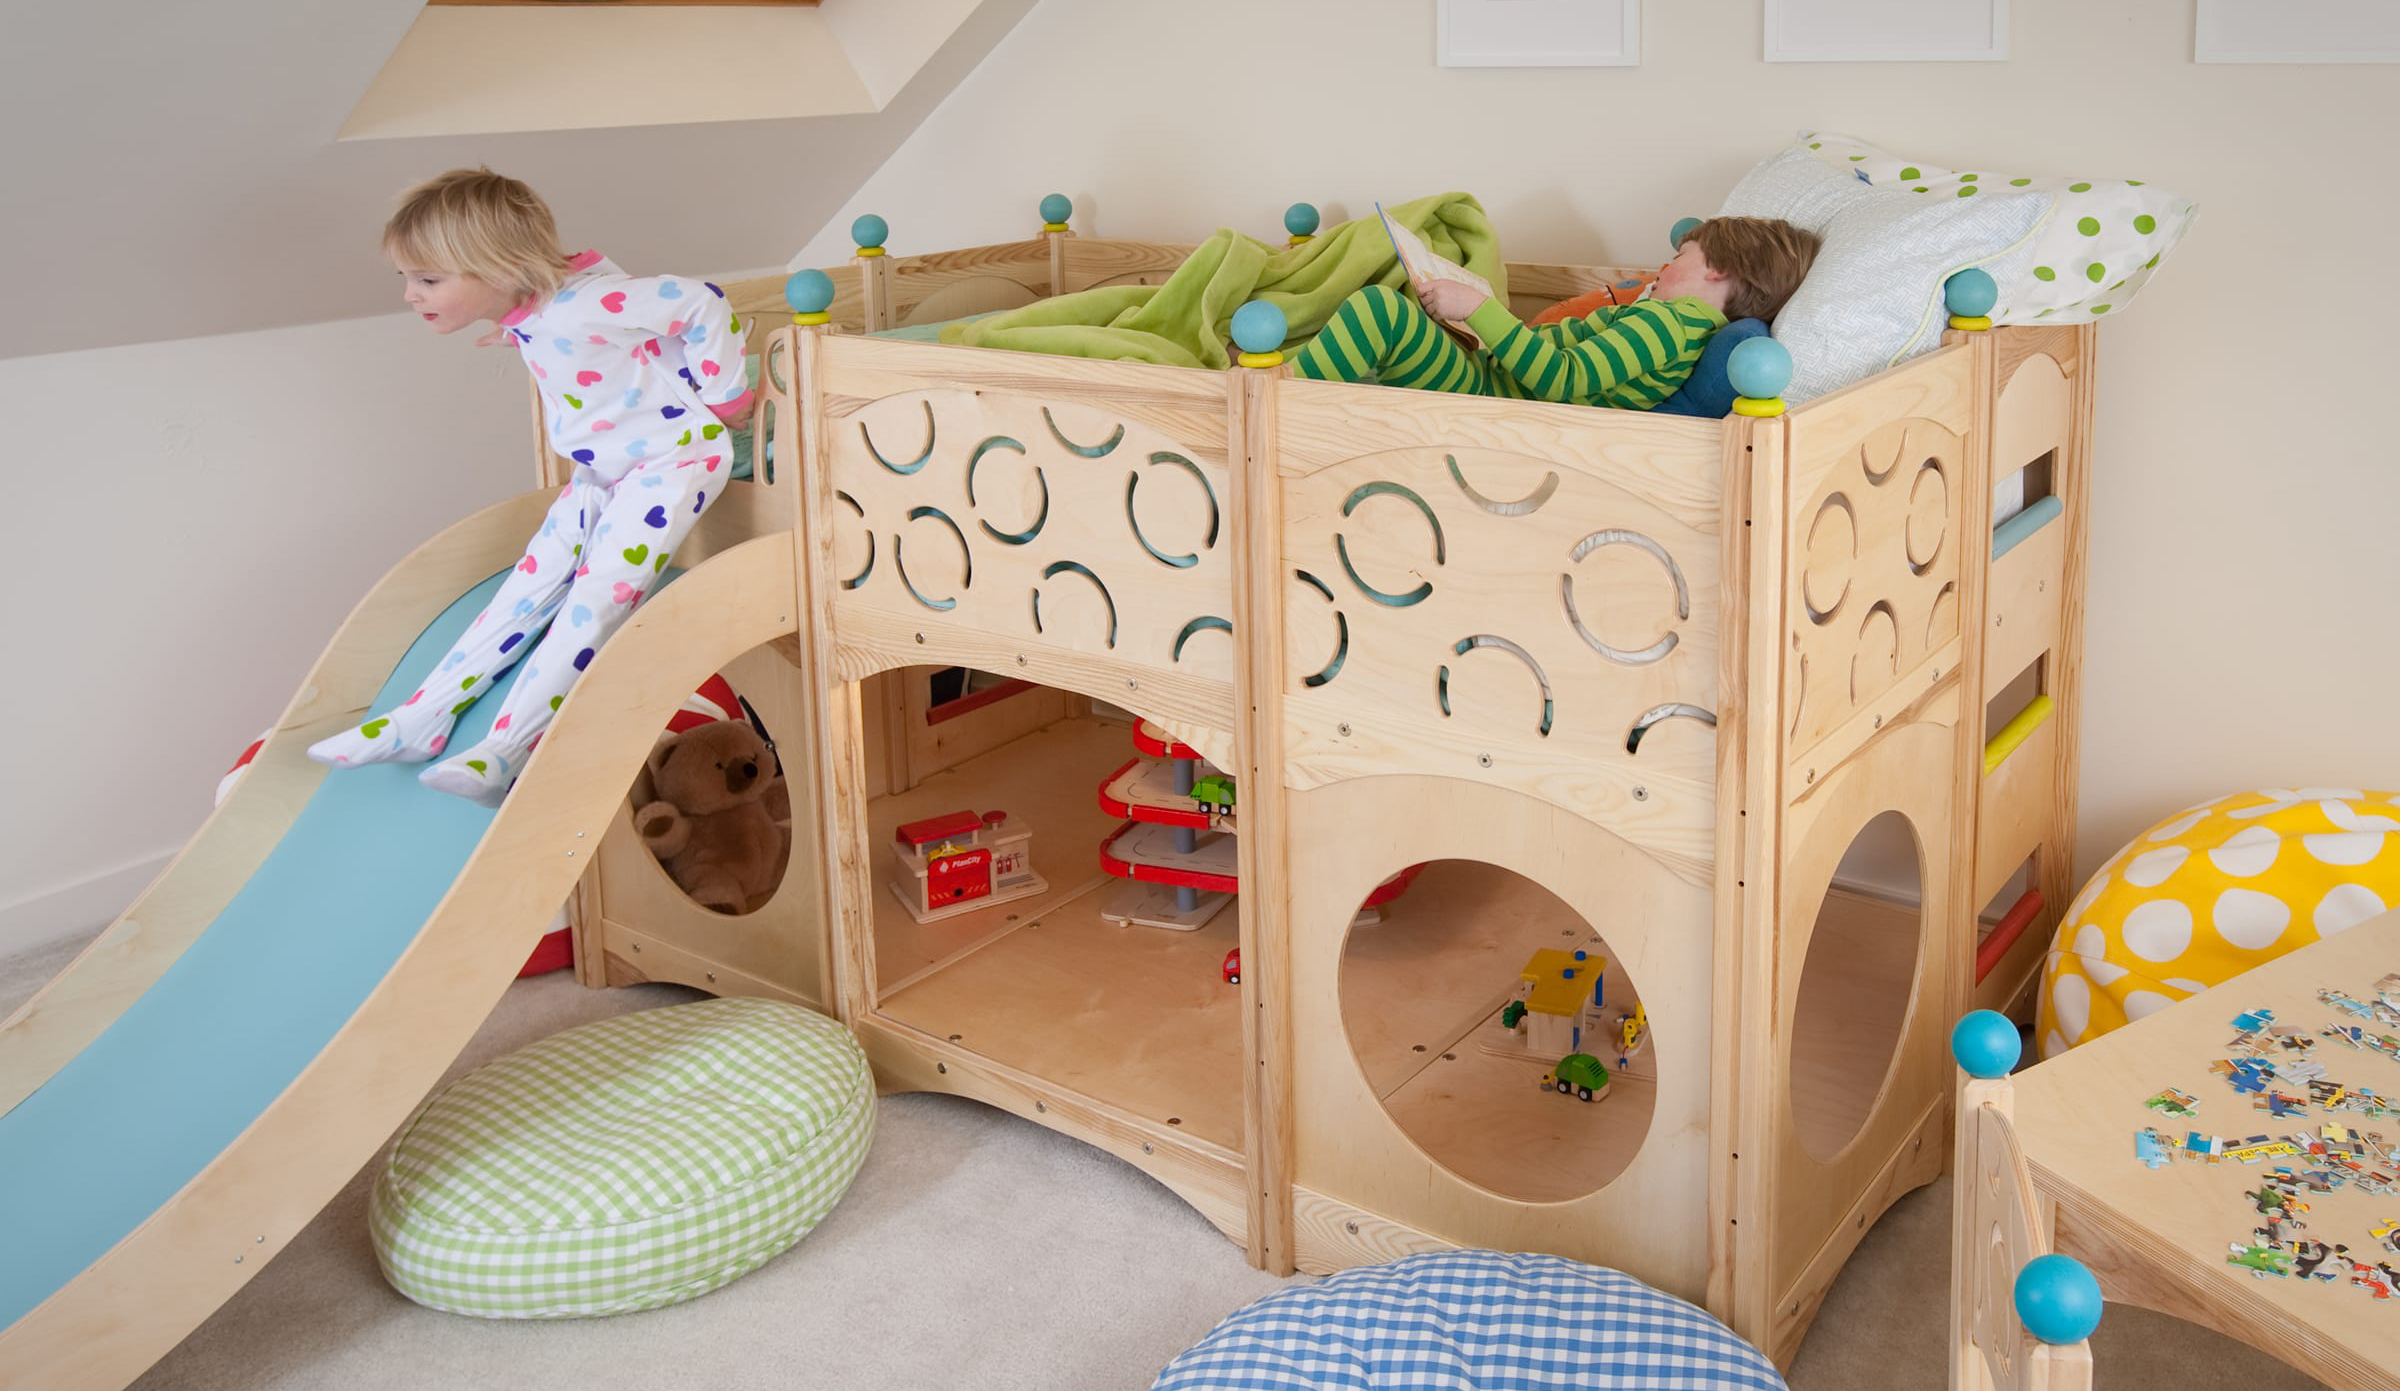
[309,170,753,804]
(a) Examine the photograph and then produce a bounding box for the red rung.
[1975,888,2046,984]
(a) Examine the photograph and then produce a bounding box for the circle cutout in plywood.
[1789,810,1925,1162]
[1906,461,1949,572]
[1337,859,1656,1204]
[631,666,794,920]
[1802,494,1856,623]
[1852,601,1899,702]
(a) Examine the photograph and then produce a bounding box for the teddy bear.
[634,719,789,915]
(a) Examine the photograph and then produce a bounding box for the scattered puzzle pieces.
[2229,1240,2294,1278]
[2131,974,2400,1308]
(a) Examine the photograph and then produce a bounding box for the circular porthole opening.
[632,670,793,918]
[1789,810,1925,1161]
[1338,859,1658,1203]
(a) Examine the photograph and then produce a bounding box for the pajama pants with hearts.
[309,456,723,802]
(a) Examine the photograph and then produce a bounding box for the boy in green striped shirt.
[1294,216,1819,411]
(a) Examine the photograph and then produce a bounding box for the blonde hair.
[1688,216,1822,323]
[383,168,570,303]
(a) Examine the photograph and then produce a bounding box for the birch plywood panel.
[1285,773,1715,1304]
[1771,704,1957,1305]
[1783,349,1973,763]
[1060,239,1200,294]
[885,240,1056,327]
[817,341,1237,762]
[1273,378,1725,883]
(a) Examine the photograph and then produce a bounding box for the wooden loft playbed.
[553,213,2097,1367]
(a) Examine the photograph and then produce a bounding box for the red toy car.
[1222,948,1241,985]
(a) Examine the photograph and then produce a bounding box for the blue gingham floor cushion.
[1151,1250,1787,1390]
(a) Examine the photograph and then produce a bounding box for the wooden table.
[1954,906,2400,1391]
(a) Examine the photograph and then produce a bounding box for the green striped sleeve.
[1467,297,1724,407]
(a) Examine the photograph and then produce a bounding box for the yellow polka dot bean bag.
[2038,789,2400,1060]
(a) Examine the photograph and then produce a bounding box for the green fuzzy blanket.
[939,192,1505,369]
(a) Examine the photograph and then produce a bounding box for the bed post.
[1040,193,1074,298]
[1941,272,2000,1048]
[851,214,894,333]
[1717,338,1792,1331]
[1950,1010,2099,1391]
[785,272,878,1030]
[1228,299,1297,1275]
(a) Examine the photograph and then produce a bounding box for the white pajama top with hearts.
[307,250,754,803]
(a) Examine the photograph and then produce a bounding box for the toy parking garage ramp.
[0,494,797,1390]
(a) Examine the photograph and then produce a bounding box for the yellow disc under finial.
[1231,301,1287,369]
[785,269,835,327]
[1731,396,1786,418]
[1284,202,1320,248]
[1943,269,1997,333]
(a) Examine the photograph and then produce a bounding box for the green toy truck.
[1190,773,1237,816]
[1539,1053,1611,1103]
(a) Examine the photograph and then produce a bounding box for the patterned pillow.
[1718,147,2053,402]
[1799,131,2196,325]
[371,998,873,1318]
[1151,1250,1787,1390]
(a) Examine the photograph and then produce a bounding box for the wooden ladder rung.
[1984,695,2056,775]
[1991,494,2064,561]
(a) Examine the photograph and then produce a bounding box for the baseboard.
[0,851,175,961]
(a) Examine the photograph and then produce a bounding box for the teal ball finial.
[1670,216,1703,249]
[2014,1256,2103,1345]
[1039,193,1073,226]
[1726,337,1793,401]
[1950,1009,2022,1079]
[1231,300,1287,355]
[1946,267,1999,318]
[850,213,888,250]
[1285,202,1321,237]
[784,268,835,316]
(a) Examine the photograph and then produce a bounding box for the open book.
[1378,202,1495,350]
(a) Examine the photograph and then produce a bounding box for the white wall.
[0,315,529,954]
[797,0,2400,885]
[1,0,1035,356]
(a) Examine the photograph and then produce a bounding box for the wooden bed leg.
[788,320,881,1029]
[1229,306,1295,1275]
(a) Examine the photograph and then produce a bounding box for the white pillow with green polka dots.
[1798,131,2195,324]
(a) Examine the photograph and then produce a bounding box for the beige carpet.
[1,935,2328,1390]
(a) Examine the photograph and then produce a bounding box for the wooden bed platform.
[556,209,2099,1367]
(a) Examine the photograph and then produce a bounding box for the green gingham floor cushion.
[1150,1250,1788,1390]
[369,998,873,1318]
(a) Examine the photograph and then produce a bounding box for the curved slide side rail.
[0,534,799,1391]
[0,490,556,1119]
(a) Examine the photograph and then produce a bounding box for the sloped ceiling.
[0,0,1037,359]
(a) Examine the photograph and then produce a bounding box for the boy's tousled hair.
[1686,216,1821,323]
[383,168,569,303]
